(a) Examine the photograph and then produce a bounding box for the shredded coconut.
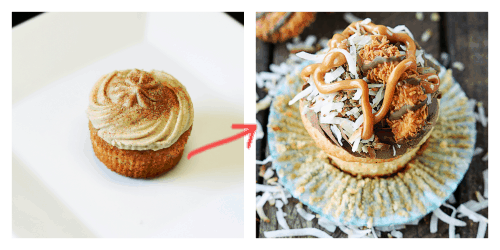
[324,67,345,83]
[433,207,466,227]
[482,152,488,161]
[275,200,290,230]
[288,86,313,105]
[452,61,465,71]
[473,147,484,156]
[343,13,361,23]
[264,228,333,238]
[331,48,358,79]
[296,203,315,221]
[257,24,488,239]
[457,204,488,223]
[416,12,424,21]
[483,169,488,198]
[256,155,272,165]
[430,213,438,233]
[256,95,272,112]
[256,119,264,140]
[477,102,487,127]
[421,29,432,42]
[390,230,403,238]
[296,51,326,63]
[317,217,337,233]
[477,221,487,238]
[331,125,343,146]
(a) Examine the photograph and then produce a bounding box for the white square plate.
[12,12,243,238]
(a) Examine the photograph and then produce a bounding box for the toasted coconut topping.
[387,105,428,142]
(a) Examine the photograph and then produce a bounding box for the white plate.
[12,12,243,238]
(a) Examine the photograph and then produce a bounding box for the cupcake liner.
[267,57,476,227]
[89,122,191,179]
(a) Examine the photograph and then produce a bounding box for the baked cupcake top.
[87,69,194,151]
[289,19,441,159]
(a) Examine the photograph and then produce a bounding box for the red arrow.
[187,124,256,159]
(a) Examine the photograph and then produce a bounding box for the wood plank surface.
[256,12,488,238]
[443,12,488,238]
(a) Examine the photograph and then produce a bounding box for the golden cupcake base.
[89,121,192,179]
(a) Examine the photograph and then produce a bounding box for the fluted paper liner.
[90,122,192,179]
[267,57,476,227]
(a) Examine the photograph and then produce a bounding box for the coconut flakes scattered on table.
[457,204,488,223]
[295,203,315,221]
[256,119,264,140]
[477,101,488,127]
[343,13,361,23]
[442,203,459,238]
[256,155,272,165]
[452,61,465,71]
[263,167,275,180]
[390,230,403,238]
[482,152,488,162]
[440,52,450,68]
[264,228,333,238]
[416,12,424,21]
[477,221,487,238]
[286,35,318,53]
[275,200,290,230]
[421,29,432,42]
[483,169,488,198]
[433,207,466,227]
[473,147,484,156]
[256,95,272,112]
[317,216,337,233]
[430,213,438,233]
[431,13,441,22]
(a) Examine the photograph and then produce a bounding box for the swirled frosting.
[87,69,194,151]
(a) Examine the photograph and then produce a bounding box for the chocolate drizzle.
[359,55,406,74]
[388,101,426,121]
[303,95,440,159]
[401,67,439,93]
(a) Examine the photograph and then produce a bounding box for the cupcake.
[256,12,316,43]
[289,19,441,177]
[87,69,194,178]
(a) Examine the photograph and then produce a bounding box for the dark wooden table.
[256,12,488,238]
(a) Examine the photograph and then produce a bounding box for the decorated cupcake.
[256,12,316,43]
[289,19,441,177]
[87,69,194,178]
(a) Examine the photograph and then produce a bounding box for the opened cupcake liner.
[267,56,476,227]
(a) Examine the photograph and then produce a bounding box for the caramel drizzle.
[300,21,440,140]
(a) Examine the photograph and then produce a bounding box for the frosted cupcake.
[289,20,441,177]
[87,69,194,178]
